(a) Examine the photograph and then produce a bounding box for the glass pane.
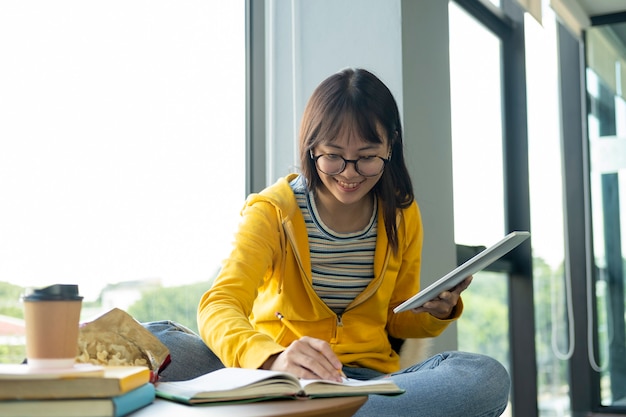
[586,21,626,407]
[0,0,245,362]
[449,3,505,246]
[448,4,510,415]
[525,9,570,417]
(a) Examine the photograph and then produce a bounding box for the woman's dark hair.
[299,68,414,253]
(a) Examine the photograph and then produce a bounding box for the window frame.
[452,1,536,416]
[573,10,626,415]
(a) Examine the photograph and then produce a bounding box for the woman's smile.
[336,177,365,191]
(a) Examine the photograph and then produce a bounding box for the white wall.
[401,0,458,353]
[265,0,458,352]
[266,0,403,181]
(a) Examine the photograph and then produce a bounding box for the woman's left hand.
[411,276,473,319]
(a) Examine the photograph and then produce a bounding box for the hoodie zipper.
[330,314,344,345]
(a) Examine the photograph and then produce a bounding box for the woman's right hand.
[262,336,344,382]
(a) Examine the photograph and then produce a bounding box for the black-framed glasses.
[310,151,390,177]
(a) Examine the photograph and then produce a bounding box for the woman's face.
[312,131,388,209]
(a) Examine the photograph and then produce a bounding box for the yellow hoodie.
[198,174,461,374]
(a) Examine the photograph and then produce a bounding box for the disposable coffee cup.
[22,284,83,369]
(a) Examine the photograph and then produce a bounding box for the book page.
[157,367,299,393]
[300,377,404,396]
[155,367,303,403]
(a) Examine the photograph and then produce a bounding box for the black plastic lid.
[23,284,83,301]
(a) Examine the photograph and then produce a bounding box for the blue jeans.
[144,321,225,381]
[344,353,510,417]
[144,321,510,417]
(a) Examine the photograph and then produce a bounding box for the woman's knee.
[458,352,510,408]
[143,320,224,381]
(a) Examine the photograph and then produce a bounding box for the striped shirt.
[290,176,377,314]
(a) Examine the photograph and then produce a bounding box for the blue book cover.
[0,382,155,417]
[111,383,155,417]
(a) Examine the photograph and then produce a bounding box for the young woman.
[148,68,510,416]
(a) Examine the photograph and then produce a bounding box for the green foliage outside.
[457,272,509,369]
[127,281,213,334]
[0,345,25,364]
[0,282,27,364]
[458,256,570,398]
[0,281,25,318]
[532,258,570,392]
[457,273,509,368]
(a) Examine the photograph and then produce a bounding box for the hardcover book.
[0,382,155,417]
[0,364,151,400]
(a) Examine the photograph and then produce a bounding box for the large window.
[449,3,511,414]
[450,2,570,416]
[586,19,626,408]
[0,1,246,351]
[525,8,570,417]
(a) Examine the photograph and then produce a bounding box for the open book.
[394,231,531,313]
[155,367,404,404]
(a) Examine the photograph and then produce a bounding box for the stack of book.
[0,364,154,417]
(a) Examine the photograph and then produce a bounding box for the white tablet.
[393,231,531,313]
